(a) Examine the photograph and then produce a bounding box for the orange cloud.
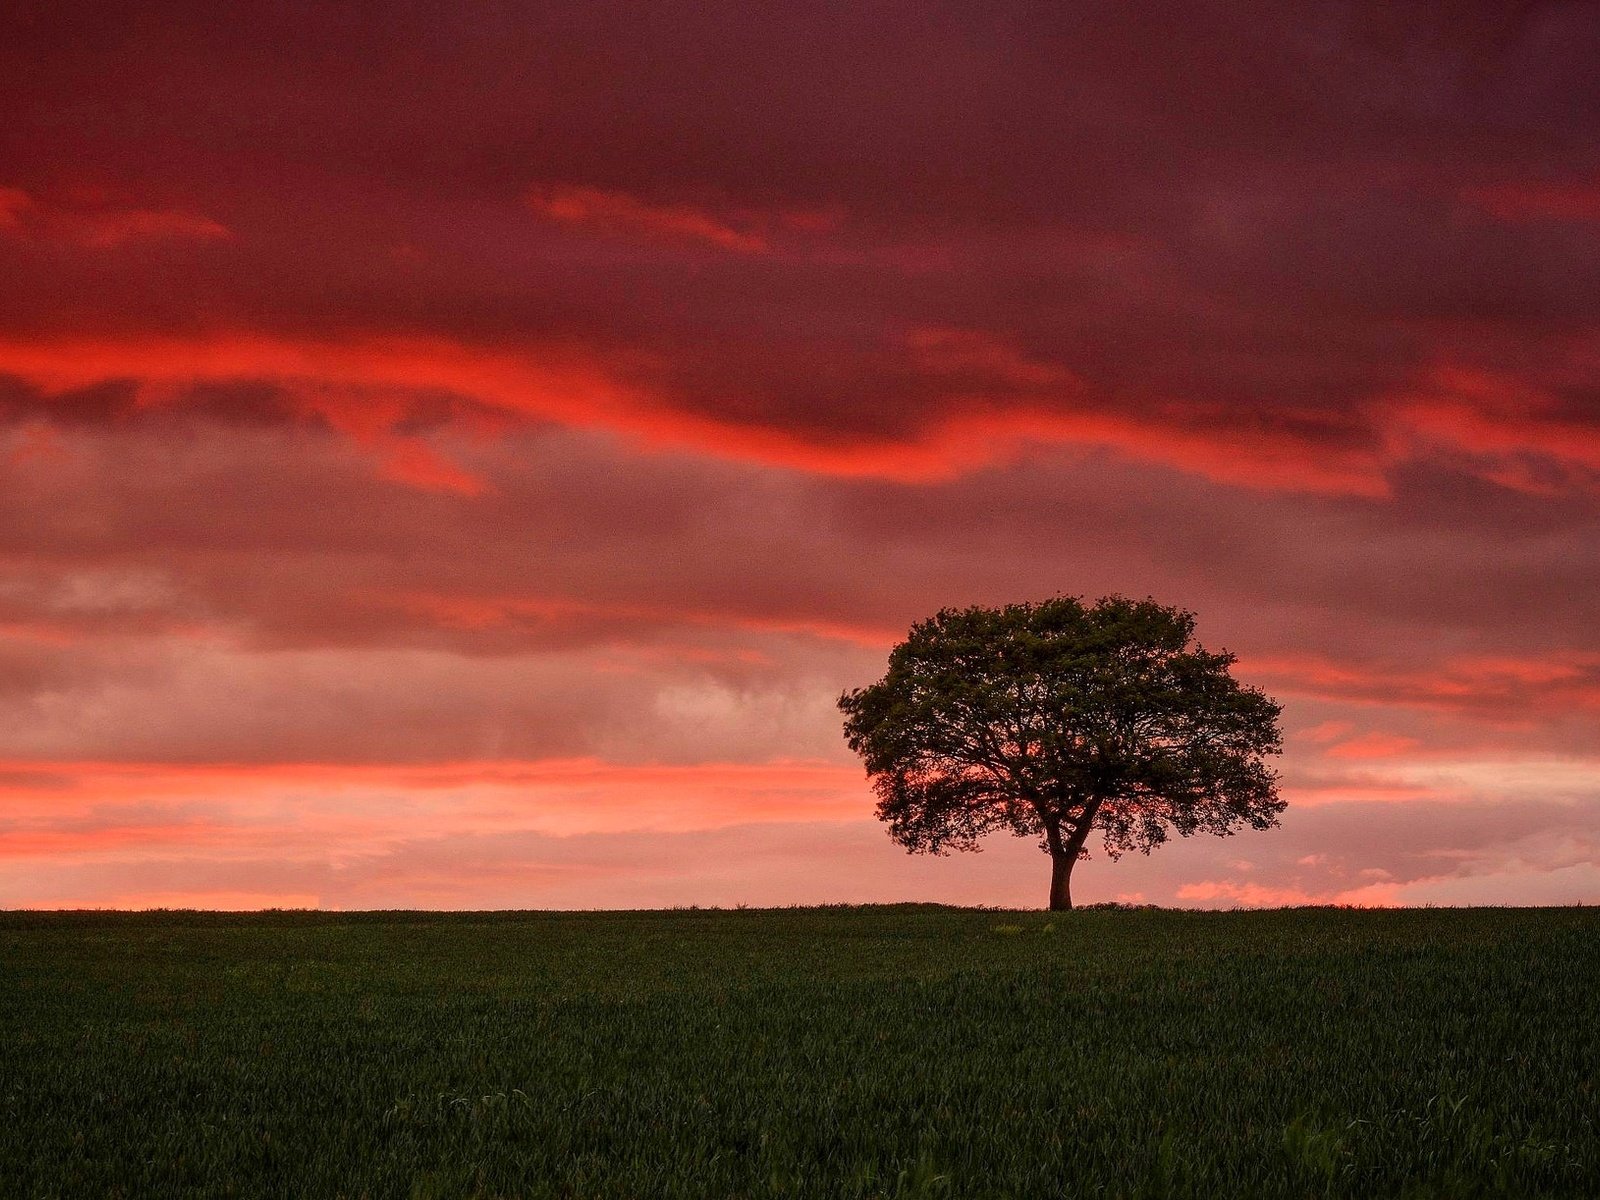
[74,890,323,911]
[7,329,1599,501]
[1175,876,1438,908]
[0,757,871,851]
[1323,732,1424,760]
[3,755,1592,910]
[0,186,29,228]
[527,184,771,253]
[1464,178,1600,223]
[1278,779,1437,808]
[1385,365,1600,491]
[69,208,232,248]
[0,185,230,246]
[1295,720,1355,744]
[1240,652,1600,714]
[1175,879,1328,906]
[0,619,81,646]
[0,822,236,857]
[368,435,487,495]
[0,330,1392,493]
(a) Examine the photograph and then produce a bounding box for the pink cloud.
[59,890,322,911]
[1324,732,1424,760]
[1240,653,1600,716]
[3,747,1594,910]
[527,184,772,254]
[388,590,898,648]
[0,757,871,849]
[1296,720,1355,744]
[1175,880,1329,907]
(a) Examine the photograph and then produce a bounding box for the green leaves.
[840,596,1285,880]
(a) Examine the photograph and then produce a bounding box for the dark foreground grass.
[0,906,1596,1198]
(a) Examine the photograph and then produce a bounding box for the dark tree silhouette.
[839,596,1284,910]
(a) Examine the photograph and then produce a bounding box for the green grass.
[1,906,1596,1198]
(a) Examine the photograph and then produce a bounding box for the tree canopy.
[839,596,1284,909]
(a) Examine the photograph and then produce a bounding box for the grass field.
[1,905,1596,1198]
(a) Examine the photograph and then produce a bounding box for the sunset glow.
[3,2,1598,909]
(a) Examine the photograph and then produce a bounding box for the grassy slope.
[0,905,1596,1198]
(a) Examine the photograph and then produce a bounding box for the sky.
[2,0,1598,910]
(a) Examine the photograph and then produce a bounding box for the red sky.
[3,1,1598,909]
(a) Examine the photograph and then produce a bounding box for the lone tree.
[839,596,1284,910]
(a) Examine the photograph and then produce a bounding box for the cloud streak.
[0,185,230,247]
[527,184,777,253]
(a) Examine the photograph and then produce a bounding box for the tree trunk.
[1048,850,1075,911]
